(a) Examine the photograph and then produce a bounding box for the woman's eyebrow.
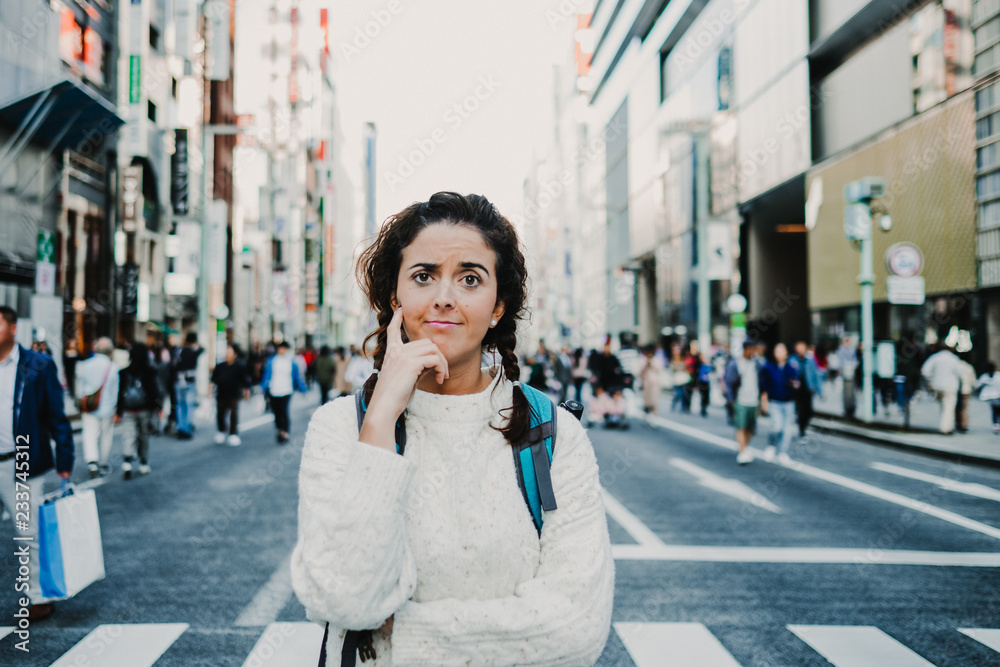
[407,261,490,276]
[459,262,490,276]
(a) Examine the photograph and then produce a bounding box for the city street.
[1,392,998,666]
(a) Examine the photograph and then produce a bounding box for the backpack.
[121,374,148,411]
[323,379,576,667]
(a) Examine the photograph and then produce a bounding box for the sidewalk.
[643,380,1000,467]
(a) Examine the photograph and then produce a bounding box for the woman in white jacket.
[291,193,614,666]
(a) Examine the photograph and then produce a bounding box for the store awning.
[0,79,124,176]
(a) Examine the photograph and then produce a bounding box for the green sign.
[730,312,747,328]
[37,231,54,263]
[129,55,141,104]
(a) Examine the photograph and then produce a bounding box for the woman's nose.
[433,281,455,308]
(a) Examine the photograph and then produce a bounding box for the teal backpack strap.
[354,382,406,454]
[512,383,558,535]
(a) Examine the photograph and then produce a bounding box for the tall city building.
[0,0,123,383]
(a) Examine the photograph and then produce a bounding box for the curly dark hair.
[356,191,532,446]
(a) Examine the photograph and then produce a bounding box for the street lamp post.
[844,178,892,423]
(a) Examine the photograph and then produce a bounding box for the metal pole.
[695,134,711,355]
[859,233,875,423]
[199,126,211,353]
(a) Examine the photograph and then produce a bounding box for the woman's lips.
[426,321,459,329]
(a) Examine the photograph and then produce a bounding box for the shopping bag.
[38,486,105,599]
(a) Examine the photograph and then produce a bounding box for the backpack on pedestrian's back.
[320,377,579,667]
[122,373,148,411]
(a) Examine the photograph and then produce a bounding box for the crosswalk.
[2,621,997,666]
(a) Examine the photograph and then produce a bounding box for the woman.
[210,344,250,446]
[290,192,614,666]
[113,343,163,479]
[638,344,661,414]
[669,344,689,412]
[315,345,337,405]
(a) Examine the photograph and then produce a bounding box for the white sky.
[236,0,579,225]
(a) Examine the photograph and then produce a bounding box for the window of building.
[911,0,973,113]
[978,141,1000,171]
[976,170,1000,199]
[149,26,160,51]
[147,100,157,122]
[171,77,178,99]
[980,199,1000,230]
[976,80,1000,112]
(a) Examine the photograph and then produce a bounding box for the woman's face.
[395,223,505,369]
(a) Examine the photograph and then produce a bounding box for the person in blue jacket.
[0,306,74,621]
[262,341,308,444]
[759,342,799,463]
[790,341,821,439]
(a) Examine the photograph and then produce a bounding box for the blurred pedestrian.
[760,342,798,463]
[837,338,858,417]
[262,341,307,444]
[694,351,712,417]
[173,332,202,439]
[920,345,964,434]
[975,362,1000,433]
[790,341,820,438]
[554,345,573,404]
[0,306,74,620]
[315,345,337,405]
[669,344,689,412]
[210,344,250,446]
[726,342,761,465]
[63,338,79,399]
[114,343,163,479]
[75,336,120,478]
[589,339,623,393]
[638,344,661,414]
[334,346,351,397]
[526,355,547,392]
[345,346,375,392]
[571,347,589,403]
[955,357,977,433]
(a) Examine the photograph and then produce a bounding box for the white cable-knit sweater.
[291,366,615,666]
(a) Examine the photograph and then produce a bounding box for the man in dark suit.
[0,306,74,620]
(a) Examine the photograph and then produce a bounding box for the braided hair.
[355,192,532,446]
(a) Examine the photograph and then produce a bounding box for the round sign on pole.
[885,242,923,278]
[726,294,747,313]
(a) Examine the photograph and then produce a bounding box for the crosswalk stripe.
[49,623,188,667]
[614,622,740,667]
[0,627,13,641]
[788,625,935,666]
[670,458,782,513]
[241,622,326,666]
[234,552,294,627]
[958,628,1000,653]
[871,462,1000,502]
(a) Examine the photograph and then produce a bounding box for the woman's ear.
[492,301,505,325]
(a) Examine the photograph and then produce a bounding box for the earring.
[490,319,497,327]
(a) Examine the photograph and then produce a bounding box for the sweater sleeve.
[290,397,419,630]
[389,408,615,667]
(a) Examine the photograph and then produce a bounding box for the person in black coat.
[114,343,163,479]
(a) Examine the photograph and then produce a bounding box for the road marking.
[959,628,1000,653]
[239,413,276,432]
[235,552,294,627]
[0,627,13,641]
[643,413,1000,541]
[871,462,1000,502]
[49,623,189,667]
[611,543,1000,566]
[788,625,934,666]
[602,488,665,547]
[241,622,326,666]
[614,622,740,667]
[670,458,782,513]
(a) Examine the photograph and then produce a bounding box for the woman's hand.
[359,308,448,450]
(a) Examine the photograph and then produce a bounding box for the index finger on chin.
[386,306,404,348]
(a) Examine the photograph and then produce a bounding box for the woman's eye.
[463,275,481,287]
[414,273,431,284]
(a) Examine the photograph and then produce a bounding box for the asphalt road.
[0,390,998,666]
